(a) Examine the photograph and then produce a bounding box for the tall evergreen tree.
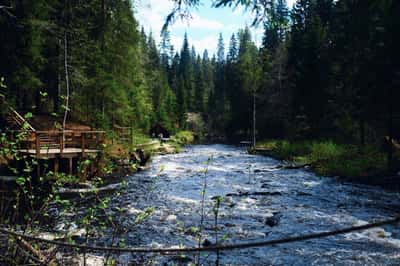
[160,29,172,69]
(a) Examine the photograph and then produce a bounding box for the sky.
[135,0,296,56]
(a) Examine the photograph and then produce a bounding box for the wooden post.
[35,132,40,156]
[54,158,59,174]
[81,167,87,182]
[37,163,41,179]
[69,158,73,176]
[81,133,86,157]
[60,132,64,154]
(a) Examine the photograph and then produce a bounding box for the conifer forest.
[1,1,400,265]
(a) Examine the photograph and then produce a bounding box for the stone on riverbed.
[57,183,121,198]
[166,214,177,222]
[202,238,213,247]
[59,254,105,266]
[36,228,86,241]
[265,213,282,227]
[159,214,177,222]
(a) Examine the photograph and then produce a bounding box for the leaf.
[24,112,33,119]
[16,176,26,186]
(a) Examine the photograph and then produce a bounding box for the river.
[55,144,400,265]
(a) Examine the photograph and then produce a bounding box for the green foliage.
[134,207,155,225]
[308,141,346,163]
[172,131,195,145]
[273,140,311,160]
[47,172,80,186]
[257,139,388,178]
[133,132,152,147]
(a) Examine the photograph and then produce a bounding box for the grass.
[132,132,152,147]
[255,139,388,178]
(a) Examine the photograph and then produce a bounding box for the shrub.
[257,139,388,178]
[309,141,345,162]
[173,131,195,145]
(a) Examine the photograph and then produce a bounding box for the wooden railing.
[113,125,133,145]
[2,102,35,131]
[11,130,106,156]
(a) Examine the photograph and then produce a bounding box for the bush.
[172,131,195,145]
[257,139,388,178]
[309,141,345,162]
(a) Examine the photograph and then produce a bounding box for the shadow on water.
[54,144,400,265]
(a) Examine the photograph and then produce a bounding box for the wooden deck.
[15,130,105,155]
[13,130,105,176]
[19,148,100,158]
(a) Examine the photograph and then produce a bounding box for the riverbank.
[0,130,196,203]
[55,130,196,187]
[250,139,400,190]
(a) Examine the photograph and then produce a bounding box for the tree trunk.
[359,117,365,147]
[63,32,70,146]
[387,85,394,171]
[252,87,256,147]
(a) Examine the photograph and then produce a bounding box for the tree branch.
[0,4,16,18]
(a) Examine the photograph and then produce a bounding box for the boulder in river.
[202,238,213,247]
[265,213,282,227]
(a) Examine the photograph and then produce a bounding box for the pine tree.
[227,33,238,63]
[160,28,172,69]
[179,33,195,112]
[201,49,214,113]
[217,33,225,64]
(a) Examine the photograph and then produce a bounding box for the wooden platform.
[11,130,105,177]
[18,148,100,159]
[13,130,105,157]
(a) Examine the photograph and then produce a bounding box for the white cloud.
[135,0,174,39]
[136,0,296,56]
[171,36,183,53]
[171,35,218,56]
[191,35,219,55]
[287,0,297,8]
[173,13,224,30]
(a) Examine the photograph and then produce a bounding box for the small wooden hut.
[149,123,170,139]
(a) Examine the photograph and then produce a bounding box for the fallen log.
[283,163,311,170]
[16,236,48,264]
[226,191,282,197]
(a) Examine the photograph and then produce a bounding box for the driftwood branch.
[15,236,58,265]
[16,236,48,263]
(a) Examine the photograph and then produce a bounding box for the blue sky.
[135,0,296,56]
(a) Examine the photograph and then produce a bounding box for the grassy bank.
[253,140,391,178]
[44,131,196,186]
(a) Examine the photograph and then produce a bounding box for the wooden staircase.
[1,99,35,131]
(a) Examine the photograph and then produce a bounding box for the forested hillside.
[1,0,400,146]
[0,0,175,131]
[2,1,400,264]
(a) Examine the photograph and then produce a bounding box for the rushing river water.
[56,144,400,265]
